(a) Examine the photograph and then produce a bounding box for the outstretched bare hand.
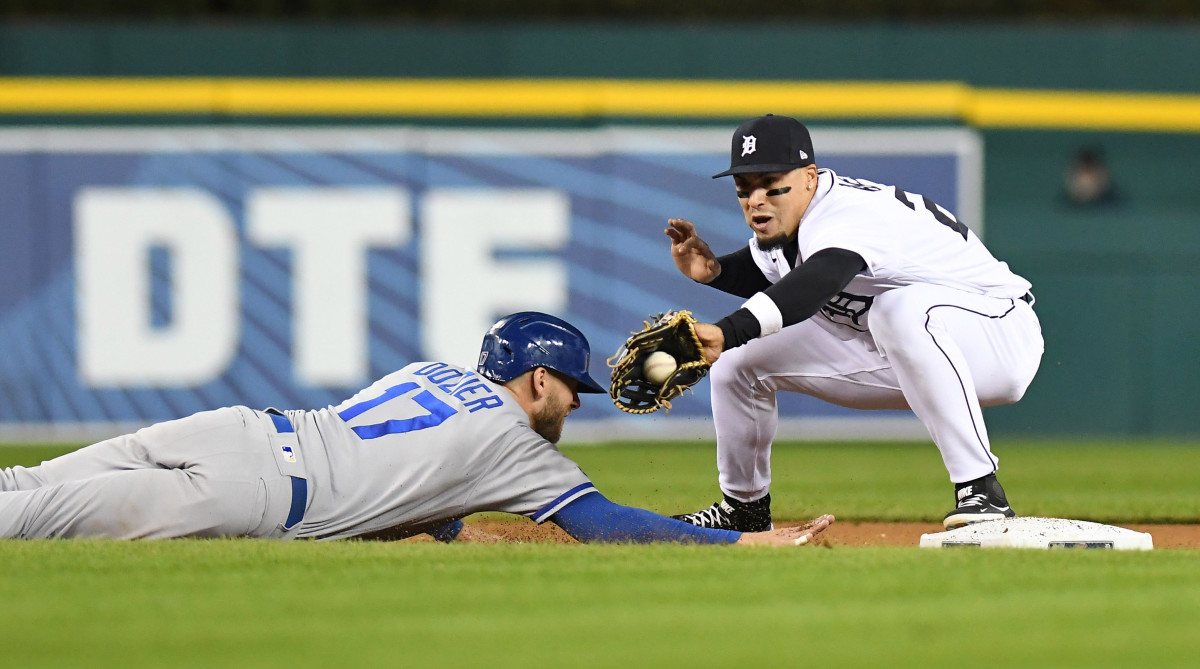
[665,218,720,283]
[736,514,835,546]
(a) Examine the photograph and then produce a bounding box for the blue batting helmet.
[477,312,605,393]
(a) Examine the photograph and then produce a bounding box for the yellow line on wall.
[0,78,1198,132]
[968,89,1200,133]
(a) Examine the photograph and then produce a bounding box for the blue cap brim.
[575,373,606,394]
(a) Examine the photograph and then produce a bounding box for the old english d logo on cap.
[713,114,816,178]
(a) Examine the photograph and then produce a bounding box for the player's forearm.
[703,246,771,298]
[428,519,465,542]
[715,247,865,349]
[550,491,741,544]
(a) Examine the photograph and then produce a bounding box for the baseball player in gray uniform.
[0,311,831,546]
[666,115,1044,531]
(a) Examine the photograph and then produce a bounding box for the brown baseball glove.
[607,310,711,414]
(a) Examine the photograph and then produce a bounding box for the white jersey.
[284,362,592,540]
[747,169,1031,340]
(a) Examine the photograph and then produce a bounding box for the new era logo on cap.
[713,114,816,179]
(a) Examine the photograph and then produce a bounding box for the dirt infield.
[807,521,1200,549]
[443,520,1200,549]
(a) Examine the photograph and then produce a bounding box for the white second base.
[919,517,1153,550]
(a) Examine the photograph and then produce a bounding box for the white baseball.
[643,351,678,385]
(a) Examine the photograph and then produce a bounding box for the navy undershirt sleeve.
[704,245,772,298]
[549,491,742,544]
[428,519,465,542]
[716,247,866,349]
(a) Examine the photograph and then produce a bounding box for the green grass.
[0,444,80,466]
[6,438,1198,522]
[563,438,1200,523]
[2,439,1199,668]
[1,540,1198,668]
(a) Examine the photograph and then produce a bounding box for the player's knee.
[710,347,756,393]
[709,355,739,391]
[984,376,1029,406]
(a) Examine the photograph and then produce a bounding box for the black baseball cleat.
[673,493,773,532]
[943,474,1017,529]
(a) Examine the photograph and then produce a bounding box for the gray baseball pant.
[0,407,302,539]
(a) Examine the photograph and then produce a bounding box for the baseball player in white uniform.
[0,311,831,546]
[666,115,1044,531]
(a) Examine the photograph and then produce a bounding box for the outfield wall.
[1,22,1197,93]
[0,126,983,441]
[1,22,1198,437]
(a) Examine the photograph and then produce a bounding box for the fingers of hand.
[792,515,835,546]
[802,514,834,533]
[667,218,695,234]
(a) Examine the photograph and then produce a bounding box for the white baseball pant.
[710,284,1044,501]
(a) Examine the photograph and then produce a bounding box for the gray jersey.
[287,361,593,540]
[0,361,592,540]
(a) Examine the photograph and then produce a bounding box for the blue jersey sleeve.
[549,491,741,544]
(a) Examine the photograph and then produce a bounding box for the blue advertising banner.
[0,127,980,440]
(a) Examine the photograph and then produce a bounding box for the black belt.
[266,408,307,531]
